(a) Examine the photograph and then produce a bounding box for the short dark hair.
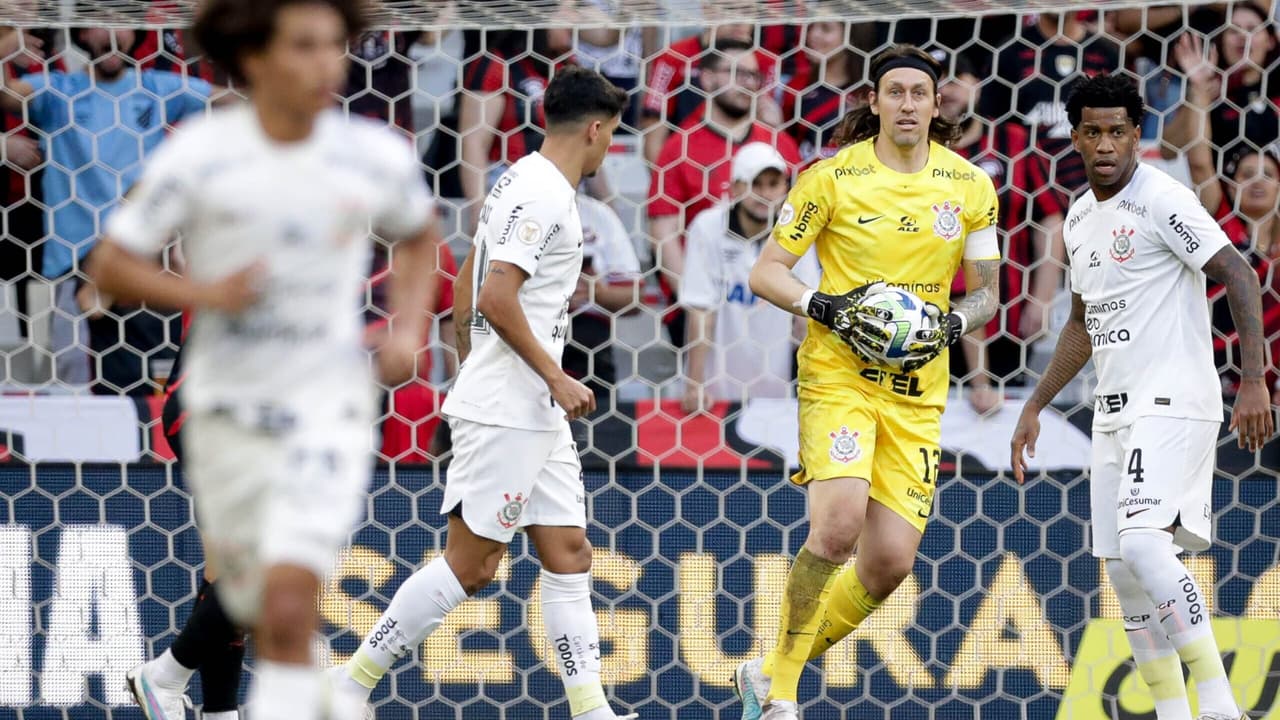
[698,39,756,73]
[192,0,368,85]
[1066,72,1146,129]
[543,66,629,129]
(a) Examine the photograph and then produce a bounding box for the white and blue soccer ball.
[859,288,936,368]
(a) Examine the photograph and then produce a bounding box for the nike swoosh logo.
[857,215,883,224]
[785,630,814,636]
[1069,245,1083,256]
[1125,508,1150,518]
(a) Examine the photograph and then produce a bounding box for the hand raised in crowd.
[0,28,45,67]
[1172,33,1221,106]
[2,134,41,170]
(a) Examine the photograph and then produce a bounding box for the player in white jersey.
[1012,74,1274,720]
[88,2,441,720]
[329,66,638,720]
[681,142,819,411]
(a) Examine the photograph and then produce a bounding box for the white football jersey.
[442,152,584,431]
[107,105,434,422]
[681,202,820,401]
[1063,163,1229,432]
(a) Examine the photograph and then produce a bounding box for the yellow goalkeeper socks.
[806,564,882,661]
[763,547,842,703]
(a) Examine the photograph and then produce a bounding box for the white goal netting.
[0,3,1277,719]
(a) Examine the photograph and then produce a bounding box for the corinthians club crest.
[829,426,862,464]
[931,200,963,241]
[1110,226,1136,262]
[496,492,529,529]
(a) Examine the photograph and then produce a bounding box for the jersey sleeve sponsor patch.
[772,167,833,256]
[1152,184,1231,270]
[486,198,567,277]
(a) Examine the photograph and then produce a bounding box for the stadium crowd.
[0,1,1278,458]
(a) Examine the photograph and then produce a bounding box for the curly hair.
[1065,72,1146,129]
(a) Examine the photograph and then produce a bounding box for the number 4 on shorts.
[1127,448,1145,484]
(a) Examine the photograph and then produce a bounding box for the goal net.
[0,2,1277,719]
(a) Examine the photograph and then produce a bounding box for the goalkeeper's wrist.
[801,290,837,328]
[943,312,967,346]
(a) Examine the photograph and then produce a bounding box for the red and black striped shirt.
[953,121,1066,338]
[1208,192,1280,388]
[781,72,866,164]
[464,52,558,167]
[987,23,1120,201]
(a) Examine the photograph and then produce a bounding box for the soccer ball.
[858,288,936,368]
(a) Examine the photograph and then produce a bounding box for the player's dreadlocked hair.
[1065,72,1146,129]
[830,44,960,148]
[192,0,369,85]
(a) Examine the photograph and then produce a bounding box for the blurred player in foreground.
[743,45,1001,719]
[328,66,637,720]
[1012,73,1273,720]
[88,1,441,719]
[125,318,247,720]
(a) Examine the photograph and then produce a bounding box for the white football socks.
[346,556,468,694]
[540,570,614,720]
[147,648,195,689]
[1118,530,1239,719]
[1106,559,1191,720]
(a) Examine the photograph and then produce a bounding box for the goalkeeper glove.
[803,281,890,364]
[901,303,966,373]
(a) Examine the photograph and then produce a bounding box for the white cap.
[731,142,788,183]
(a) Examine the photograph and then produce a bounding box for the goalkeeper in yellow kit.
[741,45,1002,719]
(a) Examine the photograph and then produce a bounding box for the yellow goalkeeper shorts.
[792,381,942,531]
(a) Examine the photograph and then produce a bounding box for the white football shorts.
[183,404,373,625]
[442,418,586,543]
[1090,415,1218,559]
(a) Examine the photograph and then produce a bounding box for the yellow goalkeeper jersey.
[774,138,1000,409]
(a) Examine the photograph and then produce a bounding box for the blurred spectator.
[639,19,781,165]
[410,28,465,197]
[78,246,181,396]
[1180,54,1280,399]
[1109,4,1226,61]
[344,30,415,133]
[680,143,816,412]
[574,0,645,130]
[458,26,574,232]
[1163,4,1279,160]
[781,21,874,162]
[372,240,459,462]
[648,39,801,348]
[985,12,1121,200]
[0,27,212,386]
[567,195,641,404]
[934,48,1067,412]
[0,27,51,349]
